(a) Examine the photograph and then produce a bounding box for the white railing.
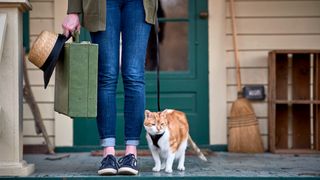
[0,13,7,63]
[0,14,7,134]
[0,1,33,176]
[0,106,2,136]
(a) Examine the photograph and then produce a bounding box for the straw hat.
[29,31,68,89]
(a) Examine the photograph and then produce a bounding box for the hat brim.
[40,34,68,89]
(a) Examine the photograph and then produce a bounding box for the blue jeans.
[90,0,151,147]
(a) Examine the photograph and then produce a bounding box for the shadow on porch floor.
[6,151,320,179]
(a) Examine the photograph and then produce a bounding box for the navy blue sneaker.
[98,154,119,175]
[118,154,139,175]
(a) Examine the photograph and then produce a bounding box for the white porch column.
[0,0,34,176]
[209,0,227,145]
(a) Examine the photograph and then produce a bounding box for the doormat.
[91,149,216,157]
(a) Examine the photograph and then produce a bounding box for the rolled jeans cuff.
[126,140,139,146]
[100,138,116,147]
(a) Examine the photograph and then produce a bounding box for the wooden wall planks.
[226,0,320,150]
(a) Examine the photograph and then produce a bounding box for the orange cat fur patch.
[144,109,206,173]
[166,110,189,152]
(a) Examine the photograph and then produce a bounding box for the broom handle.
[229,0,242,93]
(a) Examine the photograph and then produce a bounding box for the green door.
[74,0,208,147]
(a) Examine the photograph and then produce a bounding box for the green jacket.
[68,0,158,32]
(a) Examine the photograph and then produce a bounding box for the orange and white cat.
[144,109,207,173]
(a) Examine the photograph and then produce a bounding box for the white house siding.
[23,0,320,149]
[23,0,55,145]
[223,0,320,149]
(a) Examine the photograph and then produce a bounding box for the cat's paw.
[177,165,185,171]
[165,168,173,173]
[152,166,161,172]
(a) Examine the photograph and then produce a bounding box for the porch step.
[8,152,320,179]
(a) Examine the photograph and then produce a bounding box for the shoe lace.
[101,155,118,167]
[118,154,137,166]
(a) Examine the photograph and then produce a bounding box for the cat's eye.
[151,123,156,126]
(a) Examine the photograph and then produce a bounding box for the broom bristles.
[228,98,264,153]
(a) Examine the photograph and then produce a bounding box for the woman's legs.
[121,0,151,156]
[90,0,121,157]
[91,0,150,158]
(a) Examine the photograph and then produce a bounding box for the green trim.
[23,12,30,52]
[55,146,101,153]
[158,18,189,22]
[55,144,227,153]
[206,144,228,152]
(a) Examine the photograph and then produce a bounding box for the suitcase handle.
[71,31,80,43]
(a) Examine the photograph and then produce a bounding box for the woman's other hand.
[62,14,81,37]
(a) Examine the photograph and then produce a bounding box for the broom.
[228,0,264,153]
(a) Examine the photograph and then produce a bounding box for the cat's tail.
[187,134,207,161]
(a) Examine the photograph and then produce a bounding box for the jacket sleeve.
[143,0,158,25]
[67,0,83,14]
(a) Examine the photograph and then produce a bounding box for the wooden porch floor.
[5,151,320,179]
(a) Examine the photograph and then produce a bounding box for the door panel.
[74,0,208,146]
[158,22,189,71]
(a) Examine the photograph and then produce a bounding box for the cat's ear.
[161,109,174,118]
[145,110,151,118]
[162,109,172,113]
[161,109,169,118]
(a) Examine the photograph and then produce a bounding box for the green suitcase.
[54,41,98,117]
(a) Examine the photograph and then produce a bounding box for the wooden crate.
[268,50,320,153]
